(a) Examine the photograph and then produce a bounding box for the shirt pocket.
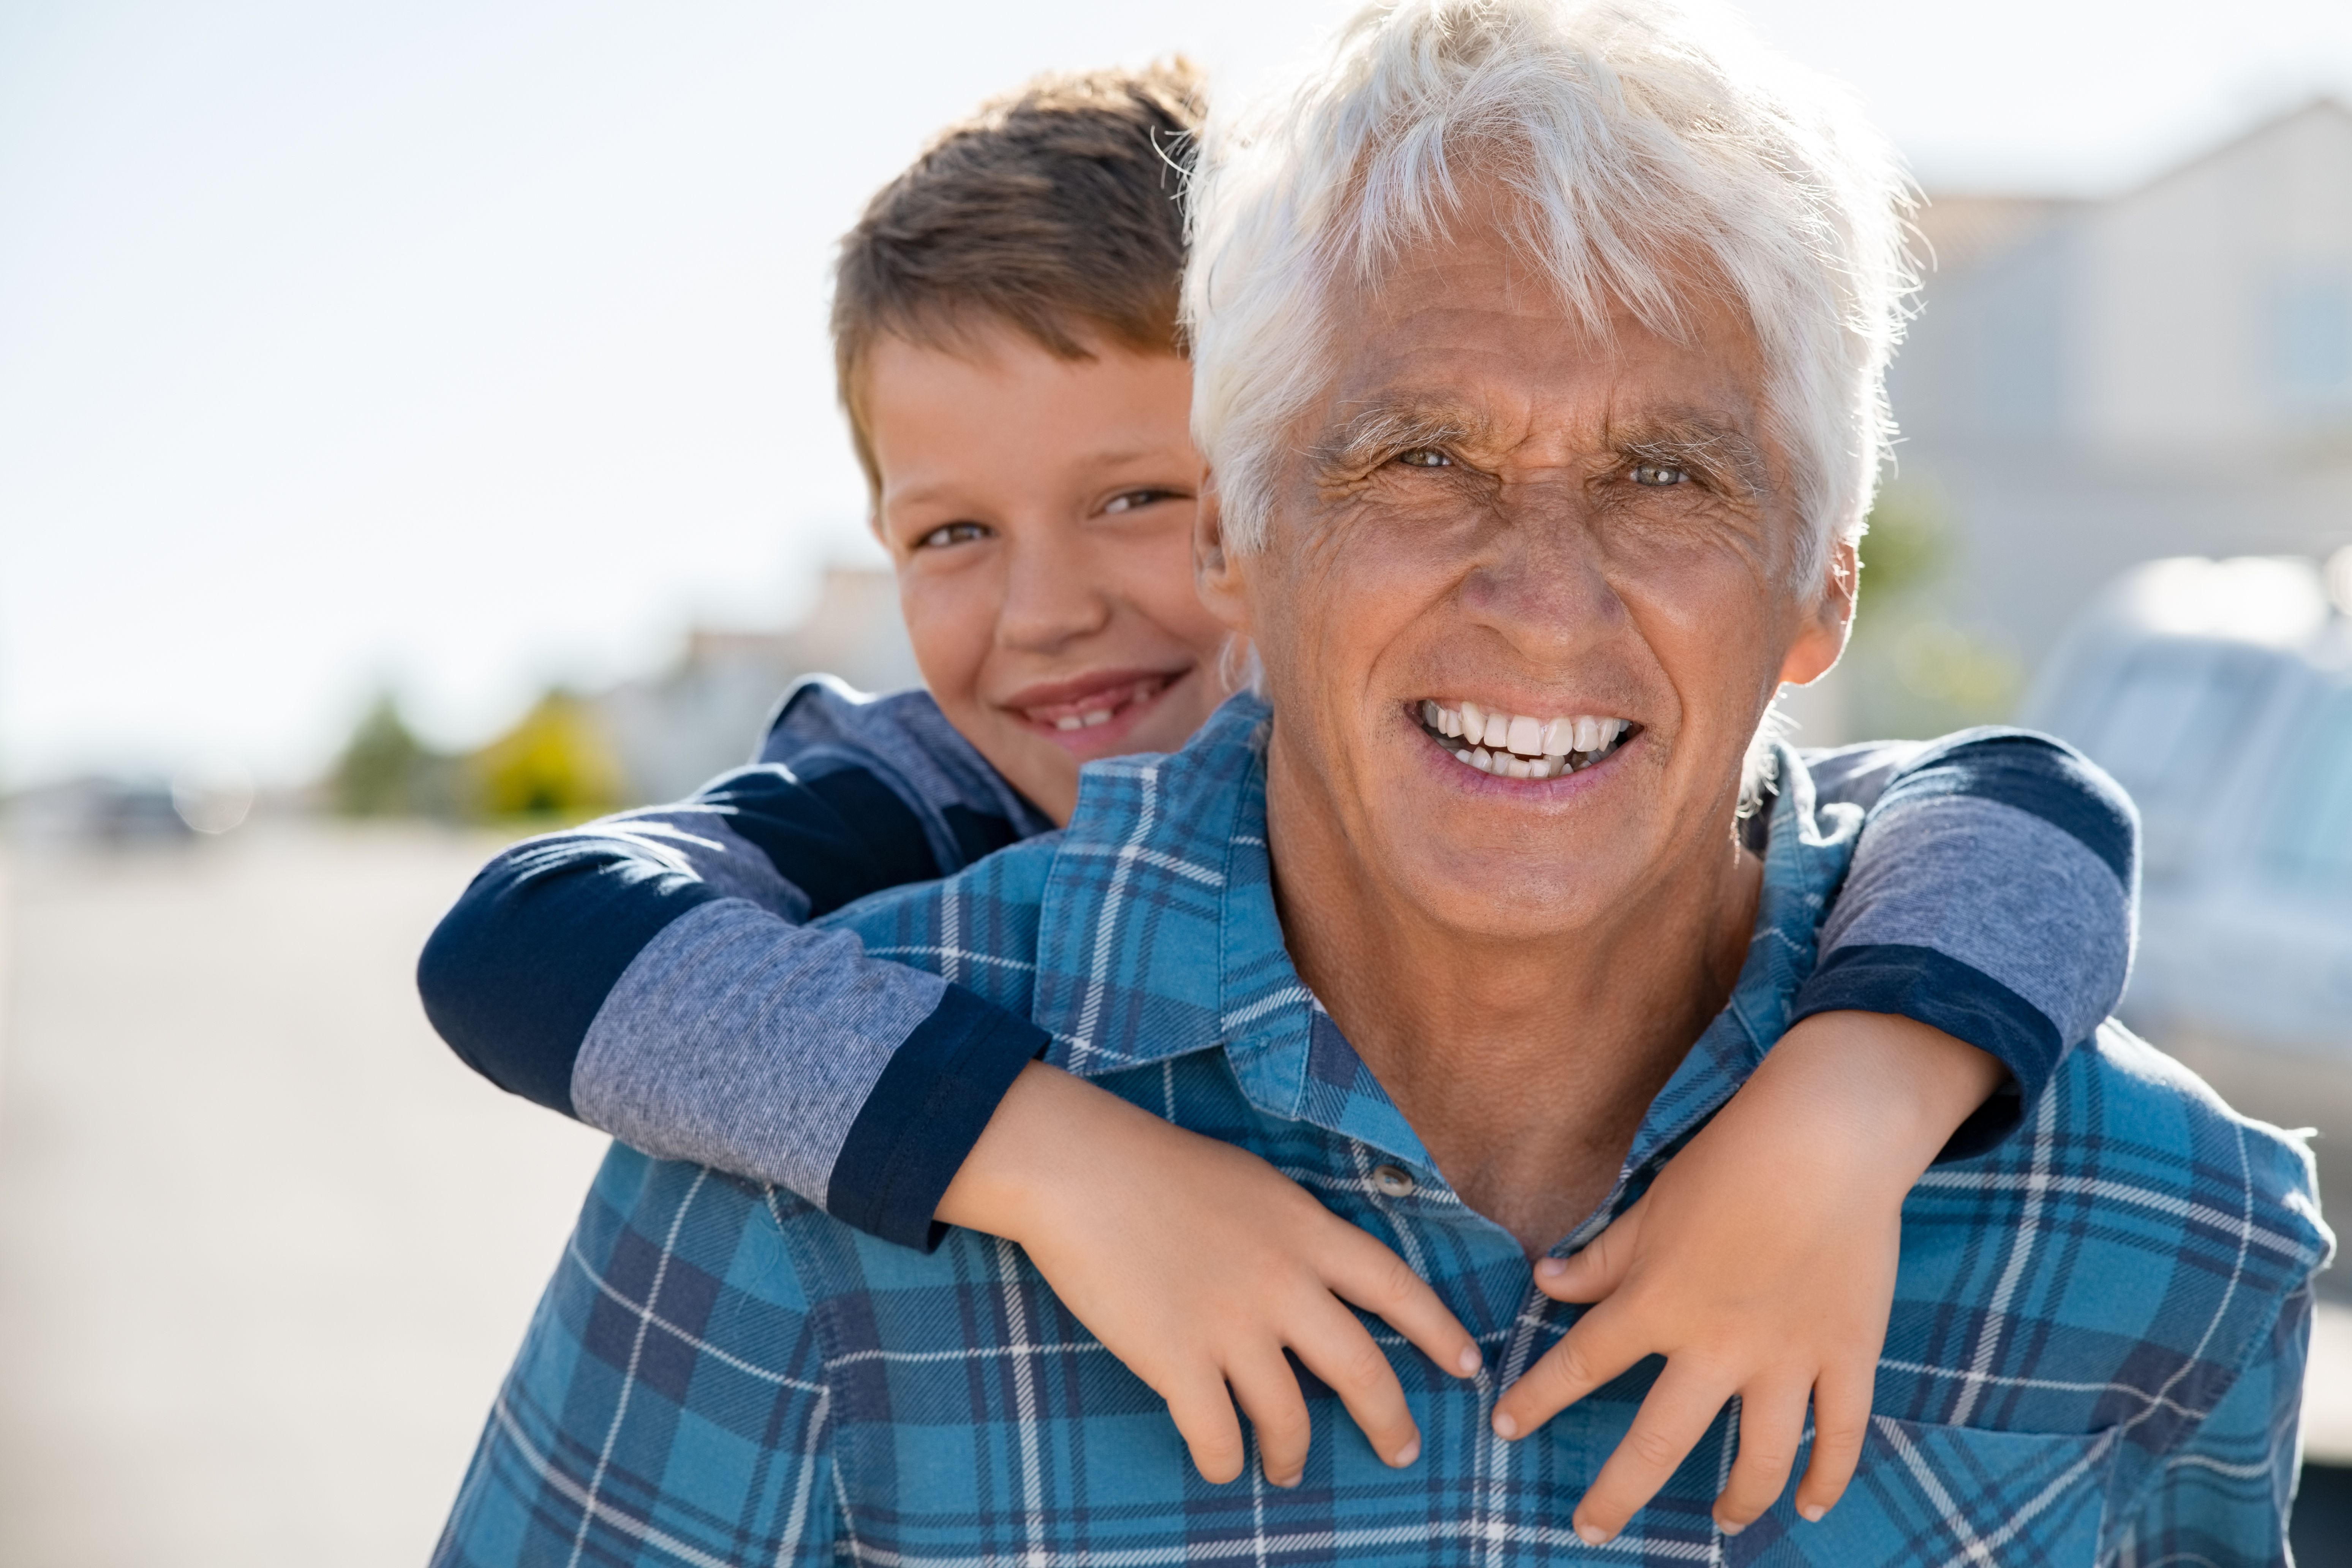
[1726,1415,2118,1567]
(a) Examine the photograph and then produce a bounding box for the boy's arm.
[1798,726,2139,1152]
[418,687,1050,1248]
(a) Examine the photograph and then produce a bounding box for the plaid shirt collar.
[1030,692,1861,1224]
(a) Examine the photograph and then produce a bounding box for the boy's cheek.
[897,573,994,708]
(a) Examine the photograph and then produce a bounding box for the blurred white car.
[2020,555,2352,1242]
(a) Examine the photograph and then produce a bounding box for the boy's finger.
[1491,1302,1645,1438]
[1793,1359,1873,1522]
[1533,1197,1646,1304]
[1571,1360,1731,1544]
[1288,1298,1423,1467]
[1323,1227,1483,1378]
[1162,1376,1248,1485]
[1712,1380,1810,1532]
[1228,1354,1315,1488]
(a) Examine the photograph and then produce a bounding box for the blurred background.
[5,0,2352,1560]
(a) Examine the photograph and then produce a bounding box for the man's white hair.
[1183,0,1917,591]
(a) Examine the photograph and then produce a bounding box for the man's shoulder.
[1992,1021,2325,1262]
[813,828,1064,1012]
[1908,1019,2329,1400]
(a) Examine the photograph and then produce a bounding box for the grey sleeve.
[1798,727,2140,1144]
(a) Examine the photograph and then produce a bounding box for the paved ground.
[0,826,608,1568]
[0,824,2344,1565]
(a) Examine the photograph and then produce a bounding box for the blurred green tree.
[1846,483,2022,738]
[329,693,457,816]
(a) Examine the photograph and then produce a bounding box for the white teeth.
[1054,715,1084,731]
[1425,701,1631,777]
[1083,708,1113,727]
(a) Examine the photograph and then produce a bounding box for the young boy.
[420,64,2136,1541]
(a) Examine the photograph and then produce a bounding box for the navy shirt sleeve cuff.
[1790,943,2062,1162]
[825,983,1052,1250]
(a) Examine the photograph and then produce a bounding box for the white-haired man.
[435,3,2328,1563]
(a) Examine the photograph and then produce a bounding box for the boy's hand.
[938,1062,1484,1488]
[1489,1012,2004,1543]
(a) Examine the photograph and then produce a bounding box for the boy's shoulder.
[759,675,1054,871]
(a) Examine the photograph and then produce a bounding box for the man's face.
[1200,213,1851,936]
[865,325,1233,824]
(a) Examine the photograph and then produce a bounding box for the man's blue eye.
[1633,463,1688,486]
[1396,449,1451,468]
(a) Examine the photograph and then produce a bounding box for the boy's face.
[865,325,1233,824]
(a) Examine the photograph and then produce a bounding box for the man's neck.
[1264,740,1764,1256]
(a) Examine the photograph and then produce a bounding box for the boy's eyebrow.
[884,445,1195,512]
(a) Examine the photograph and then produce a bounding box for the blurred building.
[1887,98,2352,667]
[595,566,923,803]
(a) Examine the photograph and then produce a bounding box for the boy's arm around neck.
[416,681,1049,1248]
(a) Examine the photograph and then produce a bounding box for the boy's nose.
[996,534,1116,652]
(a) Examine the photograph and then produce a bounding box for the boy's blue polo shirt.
[435,695,2329,1567]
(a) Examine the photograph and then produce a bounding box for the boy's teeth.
[1424,702,1630,778]
[1033,675,1171,732]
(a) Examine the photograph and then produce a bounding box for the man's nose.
[1457,488,1623,657]
[996,531,1115,652]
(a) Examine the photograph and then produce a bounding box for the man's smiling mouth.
[1415,699,1635,779]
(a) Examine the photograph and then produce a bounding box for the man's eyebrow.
[1613,414,1771,497]
[1311,396,1494,473]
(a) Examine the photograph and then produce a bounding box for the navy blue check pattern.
[437,695,2331,1567]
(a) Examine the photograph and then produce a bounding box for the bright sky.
[6,0,2351,788]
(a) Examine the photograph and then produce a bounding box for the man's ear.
[1193,475,1255,638]
[1777,535,1858,688]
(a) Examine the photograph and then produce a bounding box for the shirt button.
[1371,1163,1416,1199]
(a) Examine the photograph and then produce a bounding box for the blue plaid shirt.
[437,696,2330,1567]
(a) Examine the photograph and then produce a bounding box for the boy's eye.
[915,521,991,550]
[1632,463,1689,487]
[1101,488,1179,515]
[1394,448,1451,468]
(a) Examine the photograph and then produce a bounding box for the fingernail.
[1714,1517,1746,1537]
[1799,1504,1826,1523]
[1457,1346,1483,1375]
[1272,1471,1302,1489]
[1390,1438,1420,1467]
[1536,1256,1568,1278]
[1491,1411,1519,1439]
[1574,1522,1610,1546]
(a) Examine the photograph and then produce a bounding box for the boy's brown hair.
[831,62,1204,494]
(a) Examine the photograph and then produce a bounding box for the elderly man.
[437,3,2328,1563]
